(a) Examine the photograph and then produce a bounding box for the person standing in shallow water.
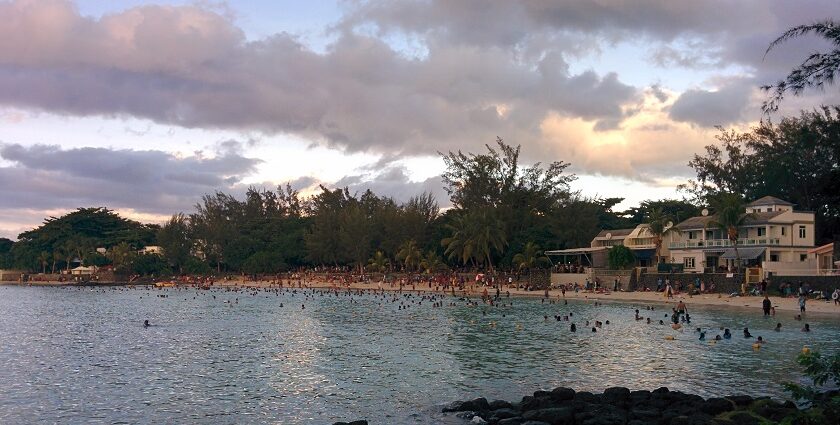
[762,295,772,316]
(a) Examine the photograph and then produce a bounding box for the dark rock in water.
[725,395,754,407]
[533,390,552,398]
[519,395,557,412]
[550,387,575,401]
[455,411,475,420]
[573,391,600,403]
[652,386,670,395]
[629,407,660,421]
[602,387,630,405]
[497,417,525,425]
[331,421,367,425]
[575,404,626,425]
[443,397,490,413]
[489,408,521,421]
[725,411,762,425]
[750,400,796,422]
[629,390,650,404]
[489,399,513,410]
[700,397,735,416]
[521,407,574,425]
[520,421,551,425]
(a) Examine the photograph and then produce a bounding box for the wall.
[771,275,840,293]
[635,272,744,294]
[550,273,588,287]
[0,270,24,282]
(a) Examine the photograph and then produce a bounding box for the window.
[688,231,696,240]
[683,257,695,268]
[757,227,766,237]
[799,226,806,238]
[800,254,808,262]
[781,227,786,236]
[766,208,772,212]
[770,254,779,262]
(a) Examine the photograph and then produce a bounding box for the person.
[143,320,150,327]
[743,327,752,338]
[762,295,772,316]
[714,334,722,341]
[698,331,706,341]
[802,323,811,332]
[570,323,576,332]
[775,322,782,332]
[635,309,641,320]
[756,336,765,344]
[723,328,732,339]
[832,288,839,306]
[799,295,806,313]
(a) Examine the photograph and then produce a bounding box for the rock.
[444,397,491,413]
[749,399,795,422]
[700,398,734,416]
[629,390,650,404]
[489,408,521,421]
[575,404,627,425]
[550,387,575,401]
[670,413,713,425]
[602,387,631,405]
[490,400,514,410]
[521,407,575,425]
[574,391,600,403]
[724,412,761,425]
[472,416,488,424]
[629,407,660,421]
[456,412,476,420]
[331,422,367,425]
[534,390,552,398]
[520,422,552,425]
[652,387,670,395]
[497,418,525,425]
[724,395,753,407]
[520,396,557,412]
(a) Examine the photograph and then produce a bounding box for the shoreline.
[3,277,839,316]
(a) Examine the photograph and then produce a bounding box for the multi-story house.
[666,196,816,274]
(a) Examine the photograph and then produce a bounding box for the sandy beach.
[4,275,839,315]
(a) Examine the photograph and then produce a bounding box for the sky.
[1,0,839,239]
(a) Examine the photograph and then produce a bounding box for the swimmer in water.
[743,327,752,338]
[756,336,765,344]
[802,323,810,332]
[646,318,651,324]
[774,323,782,332]
[714,334,722,341]
[723,329,732,339]
[570,323,576,332]
[143,320,150,327]
[699,331,706,340]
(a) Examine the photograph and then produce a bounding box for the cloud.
[332,166,450,207]
[0,0,639,158]
[668,79,754,127]
[0,143,260,215]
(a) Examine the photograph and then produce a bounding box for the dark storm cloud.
[333,166,450,207]
[668,80,753,127]
[0,143,260,213]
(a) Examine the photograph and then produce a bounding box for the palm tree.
[706,193,754,271]
[37,251,49,274]
[367,250,390,272]
[763,19,840,112]
[512,242,549,272]
[107,242,135,272]
[419,251,446,274]
[647,207,682,265]
[468,210,507,272]
[396,240,422,271]
[442,214,475,267]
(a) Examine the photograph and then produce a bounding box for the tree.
[419,251,447,273]
[512,242,549,271]
[647,208,682,264]
[367,251,390,272]
[441,209,507,271]
[706,193,753,271]
[37,251,49,274]
[763,20,840,112]
[157,214,192,273]
[396,240,421,271]
[607,245,635,270]
[106,242,136,272]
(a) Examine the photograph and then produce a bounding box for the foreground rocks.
[441,387,817,425]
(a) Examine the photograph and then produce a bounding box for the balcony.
[669,238,781,249]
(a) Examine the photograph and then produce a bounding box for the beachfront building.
[809,243,838,275]
[666,196,816,275]
[547,224,662,269]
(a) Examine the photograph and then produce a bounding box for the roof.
[808,243,834,255]
[720,247,765,260]
[676,211,784,230]
[746,196,794,207]
[594,228,635,239]
[545,247,607,255]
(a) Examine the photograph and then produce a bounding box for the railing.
[669,238,781,249]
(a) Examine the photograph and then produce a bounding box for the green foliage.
[396,240,421,271]
[512,242,550,271]
[647,207,682,264]
[130,254,171,276]
[607,245,635,270]
[0,238,13,269]
[783,350,840,420]
[763,20,840,112]
[367,251,390,272]
[242,251,287,274]
[85,252,111,267]
[182,257,211,275]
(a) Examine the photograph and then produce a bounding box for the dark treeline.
[2,108,839,276]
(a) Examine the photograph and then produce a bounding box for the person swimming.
[699,331,706,340]
[802,323,811,332]
[714,334,722,341]
[143,320,150,327]
[775,323,782,332]
[743,327,752,338]
[756,336,765,344]
[570,323,577,332]
[646,318,651,324]
[723,328,732,339]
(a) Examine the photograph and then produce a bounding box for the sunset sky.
[1,0,838,238]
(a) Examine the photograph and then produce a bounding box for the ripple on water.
[0,286,837,424]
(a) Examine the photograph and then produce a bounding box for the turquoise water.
[0,286,838,424]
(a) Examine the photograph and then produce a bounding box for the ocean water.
[0,285,837,424]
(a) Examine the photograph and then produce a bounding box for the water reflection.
[0,286,837,424]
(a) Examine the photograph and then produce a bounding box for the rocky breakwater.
[442,386,809,425]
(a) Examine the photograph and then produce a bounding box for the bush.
[607,245,635,270]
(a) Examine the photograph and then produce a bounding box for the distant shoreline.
[3,277,839,316]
